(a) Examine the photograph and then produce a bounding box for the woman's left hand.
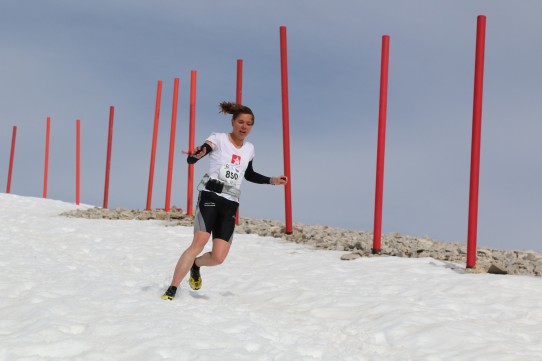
[271,176,288,185]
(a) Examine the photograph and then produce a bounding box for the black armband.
[244,160,271,184]
[187,143,213,164]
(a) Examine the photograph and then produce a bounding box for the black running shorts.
[194,190,239,243]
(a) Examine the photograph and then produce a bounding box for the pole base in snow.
[372,248,381,255]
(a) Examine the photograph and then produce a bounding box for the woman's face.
[231,113,254,140]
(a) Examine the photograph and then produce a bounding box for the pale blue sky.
[1,0,541,252]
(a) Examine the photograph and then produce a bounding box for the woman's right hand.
[190,145,207,159]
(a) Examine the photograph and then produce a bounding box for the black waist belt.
[197,174,241,197]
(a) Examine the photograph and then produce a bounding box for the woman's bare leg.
[194,238,231,267]
[169,231,211,287]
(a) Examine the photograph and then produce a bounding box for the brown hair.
[219,101,255,122]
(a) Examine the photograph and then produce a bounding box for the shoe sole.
[189,276,202,290]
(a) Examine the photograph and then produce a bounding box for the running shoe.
[161,285,177,300]
[189,262,202,290]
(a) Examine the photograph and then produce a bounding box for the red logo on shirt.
[231,154,241,166]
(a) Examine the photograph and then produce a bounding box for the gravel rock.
[62,207,542,277]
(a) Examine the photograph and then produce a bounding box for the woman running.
[162,101,288,300]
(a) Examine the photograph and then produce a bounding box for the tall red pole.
[43,117,51,198]
[103,106,115,209]
[76,119,81,205]
[186,71,197,216]
[236,59,243,103]
[165,77,180,212]
[235,59,243,225]
[146,80,163,210]
[6,126,17,193]
[372,35,391,254]
[467,15,487,268]
[279,26,293,234]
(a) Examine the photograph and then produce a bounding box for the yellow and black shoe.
[161,286,177,300]
[189,262,202,290]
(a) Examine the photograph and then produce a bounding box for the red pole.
[76,119,81,205]
[280,26,293,234]
[236,59,243,103]
[43,117,51,198]
[372,35,390,254]
[235,59,243,225]
[6,126,17,193]
[103,106,115,209]
[146,80,163,211]
[165,78,180,212]
[467,15,487,268]
[186,71,197,216]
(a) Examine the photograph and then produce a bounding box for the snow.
[1,193,541,361]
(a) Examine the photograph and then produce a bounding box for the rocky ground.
[62,207,542,277]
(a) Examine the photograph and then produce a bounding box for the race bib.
[218,163,240,186]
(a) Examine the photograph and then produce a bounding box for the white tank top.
[205,132,255,202]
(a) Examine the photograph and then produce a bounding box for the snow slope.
[1,194,541,360]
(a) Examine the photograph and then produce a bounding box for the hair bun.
[219,101,255,121]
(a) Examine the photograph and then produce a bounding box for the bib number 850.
[219,164,240,185]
